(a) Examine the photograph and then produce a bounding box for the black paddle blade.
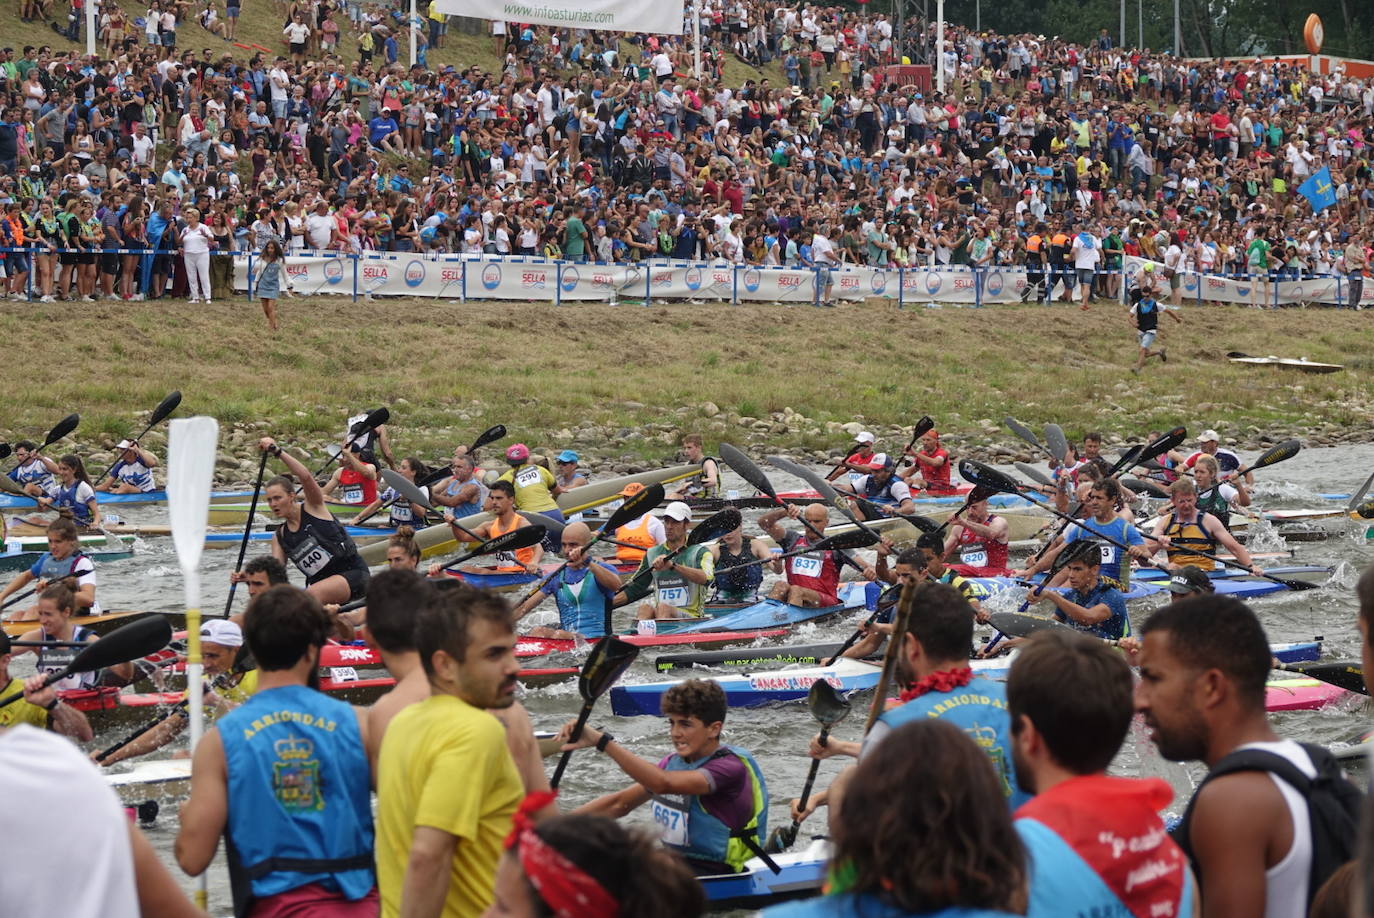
[73,616,173,673]
[534,512,567,539]
[1044,424,1070,464]
[1142,426,1187,462]
[603,483,666,533]
[381,468,433,509]
[469,424,506,452]
[1121,477,1169,499]
[1056,540,1100,571]
[578,636,641,703]
[1285,660,1367,695]
[912,416,935,440]
[817,529,880,552]
[988,611,1073,639]
[905,514,942,533]
[1106,444,1144,477]
[417,465,454,488]
[720,443,777,501]
[688,508,743,546]
[851,495,892,520]
[966,484,1000,504]
[767,455,841,503]
[958,460,1020,495]
[481,525,547,556]
[1252,438,1301,470]
[43,413,80,448]
[350,407,390,435]
[0,443,12,460]
[1014,461,1054,487]
[1354,499,1374,521]
[808,679,853,726]
[149,391,183,426]
[1004,417,1042,449]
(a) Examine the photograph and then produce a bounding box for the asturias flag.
[1298,166,1337,212]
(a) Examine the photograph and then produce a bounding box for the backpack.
[1174,742,1362,910]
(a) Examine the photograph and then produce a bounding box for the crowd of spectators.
[0,0,1372,302]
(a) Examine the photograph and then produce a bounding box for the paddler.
[435,480,544,576]
[943,497,1012,577]
[321,441,380,507]
[1193,453,1250,530]
[0,518,99,621]
[7,439,58,497]
[667,434,721,499]
[31,454,101,530]
[554,450,588,489]
[612,482,665,566]
[9,583,131,687]
[346,409,396,469]
[257,437,372,605]
[758,503,843,608]
[333,528,423,631]
[899,429,956,494]
[357,457,430,529]
[362,572,548,791]
[630,501,716,622]
[510,521,622,639]
[840,541,919,660]
[0,629,93,740]
[823,431,876,484]
[1028,542,1131,641]
[710,521,778,605]
[1150,477,1261,575]
[374,583,525,917]
[1018,479,1151,590]
[228,555,292,624]
[559,678,771,876]
[94,439,159,494]
[176,586,379,916]
[837,453,918,517]
[1183,428,1251,484]
[94,618,258,767]
[498,442,564,520]
[432,452,486,517]
[793,582,1029,827]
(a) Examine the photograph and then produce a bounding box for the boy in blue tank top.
[510,521,622,639]
[560,678,770,875]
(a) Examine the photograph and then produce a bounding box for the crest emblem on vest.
[273,734,324,811]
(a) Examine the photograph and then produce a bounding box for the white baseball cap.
[1198,429,1220,443]
[200,619,244,648]
[662,501,693,522]
[855,431,875,444]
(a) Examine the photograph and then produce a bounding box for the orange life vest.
[615,514,659,564]
[489,513,537,572]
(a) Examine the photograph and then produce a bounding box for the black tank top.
[276,507,366,584]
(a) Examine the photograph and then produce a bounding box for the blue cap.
[556,450,579,463]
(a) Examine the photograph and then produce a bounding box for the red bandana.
[897,666,974,703]
[504,792,621,918]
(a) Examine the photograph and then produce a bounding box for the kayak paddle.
[982,540,1099,656]
[1014,462,1055,489]
[763,454,922,558]
[616,507,743,599]
[1347,469,1374,515]
[380,467,482,541]
[438,525,548,574]
[222,449,270,617]
[550,636,640,788]
[1227,438,1301,480]
[721,445,865,573]
[1004,417,1057,463]
[720,529,878,575]
[1121,477,1169,499]
[0,615,173,708]
[898,415,936,467]
[1273,660,1366,695]
[465,424,506,456]
[863,580,913,734]
[93,390,182,485]
[6,413,80,478]
[521,482,664,604]
[1044,424,1070,466]
[765,680,852,853]
[310,407,389,479]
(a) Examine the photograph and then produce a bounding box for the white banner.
[433,0,683,34]
[1123,256,1361,307]
[735,266,817,303]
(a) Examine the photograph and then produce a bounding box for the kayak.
[1228,354,1344,373]
[0,488,256,510]
[774,486,1034,510]
[643,584,870,637]
[3,608,159,639]
[358,464,702,565]
[654,638,1322,673]
[1129,564,1331,585]
[0,532,136,553]
[0,545,133,573]
[613,658,1350,718]
[205,496,376,527]
[700,837,830,909]
[449,559,639,592]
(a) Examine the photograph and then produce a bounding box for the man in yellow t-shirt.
[376,588,524,918]
[495,444,561,513]
[0,631,92,740]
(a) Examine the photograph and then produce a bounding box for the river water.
[19,446,1374,915]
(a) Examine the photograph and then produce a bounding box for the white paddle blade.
[167,417,220,573]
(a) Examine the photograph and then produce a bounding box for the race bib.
[791,555,823,577]
[658,586,689,607]
[341,485,363,504]
[493,550,518,567]
[289,535,332,577]
[960,549,988,568]
[515,467,542,488]
[328,666,359,683]
[1100,544,1115,564]
[651,797,690,847]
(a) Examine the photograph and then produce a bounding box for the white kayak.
[106,758,192,805]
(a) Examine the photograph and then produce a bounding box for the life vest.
[334,467,377,506]
[1064,517,1139,589]
[551,563,613,637]
[1057,579,1131,641]
[642,543,712,617]
[1196,486,1232,529]
[219,685,374,917]
[488,513,537,573]
[110,458,156,492]
[713,537,764,601]
[651,745,769,872]
[382,484,426,528]
[682,457,721,499]
[444,475,487,518]
[1162,513,1216,570]
[614,513,659,564]
[37,625,100,691]
[782,532,840,605]
[50,480,94,525]
[953,518,1010,575]
[861,474,900,505]
[276,507,367,585]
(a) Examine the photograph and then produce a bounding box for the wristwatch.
[270,443,283,457]
[43,698,59,712]
[596,732,615,752]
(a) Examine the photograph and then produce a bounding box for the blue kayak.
[204,524,393,546]
[0,488,255,509]
[700,838,830,910]
[642,583,869,637]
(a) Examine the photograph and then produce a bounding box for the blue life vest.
[50,481,94,525]
[1057,579,1130,641]
[861,474,898,505]
[110,458,156,492]
[218,685,375,914]
[31,550,87,582]
[877,675,1029,810]
[550,563,616,637]
[653,745,768,871]
[766,893,1021,918]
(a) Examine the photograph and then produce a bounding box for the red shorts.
[249,884,380,918]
